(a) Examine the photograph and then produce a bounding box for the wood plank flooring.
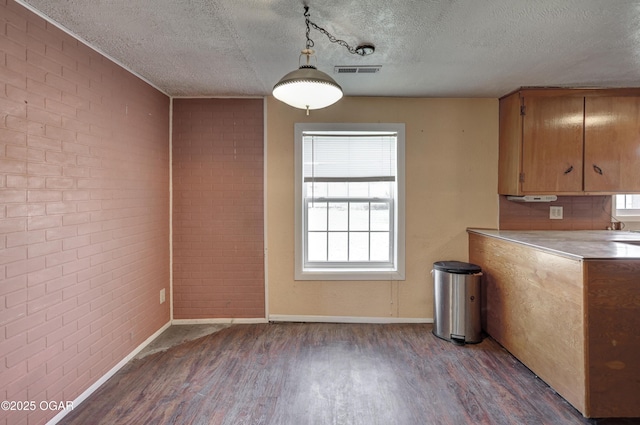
[58,323,640,425]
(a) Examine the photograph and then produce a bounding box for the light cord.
[303,6,370,56]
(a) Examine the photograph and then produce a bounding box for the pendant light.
[272,48,343,114]
[272,6,375,115]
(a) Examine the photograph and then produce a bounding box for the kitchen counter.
[467,228,640,260]
[468,230,640,418]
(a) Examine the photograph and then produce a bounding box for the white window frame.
[294,123,406,281]
[613,194,640,222]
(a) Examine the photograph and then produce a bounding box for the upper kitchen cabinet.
[584,96,640,192]
[521,95,584,193]
[499,88,640,195]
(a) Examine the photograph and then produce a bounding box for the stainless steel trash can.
[432,261,482,344]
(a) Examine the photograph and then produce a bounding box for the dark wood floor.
[59,323,640,425]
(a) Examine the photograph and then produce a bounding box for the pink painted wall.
[172,99,264,319]
[0,1,170,424]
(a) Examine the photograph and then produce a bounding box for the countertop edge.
[467,228,640,260]
[467,229,585,261]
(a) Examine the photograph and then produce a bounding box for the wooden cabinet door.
[498,92,524,195]
[521,96,584,193]
[584,96,640,192]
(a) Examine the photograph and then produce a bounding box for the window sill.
[613,214,640,222]
[295,268,405,281]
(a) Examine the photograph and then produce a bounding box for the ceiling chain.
[303,6,372,56]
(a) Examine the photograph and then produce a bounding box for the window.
[294,123,405,280]
[614,194,640,221]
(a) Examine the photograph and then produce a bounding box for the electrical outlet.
[160,288,166,304]
[550,206,563,220]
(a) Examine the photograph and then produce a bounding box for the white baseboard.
[46,320,171,425]
[171,317,268,325]
[268,314,433,324]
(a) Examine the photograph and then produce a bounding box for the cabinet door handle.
[564,165,574,174]
[593,164,603,175]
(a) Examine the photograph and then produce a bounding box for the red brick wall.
[499,195,613,230]
[0,1,170,424]
[172,98,264,319]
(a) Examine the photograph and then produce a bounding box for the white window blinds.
[303,133,397,182]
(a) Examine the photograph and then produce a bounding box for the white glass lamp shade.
[273,65,343,110]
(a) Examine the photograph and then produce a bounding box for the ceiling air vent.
[334,65,382,74]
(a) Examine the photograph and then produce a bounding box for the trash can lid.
[433,261,481,274]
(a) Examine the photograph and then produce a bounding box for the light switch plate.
[550,206,563,220]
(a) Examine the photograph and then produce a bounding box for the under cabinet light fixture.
[506,195,558,202]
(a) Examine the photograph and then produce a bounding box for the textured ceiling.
[18,0,640,98]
